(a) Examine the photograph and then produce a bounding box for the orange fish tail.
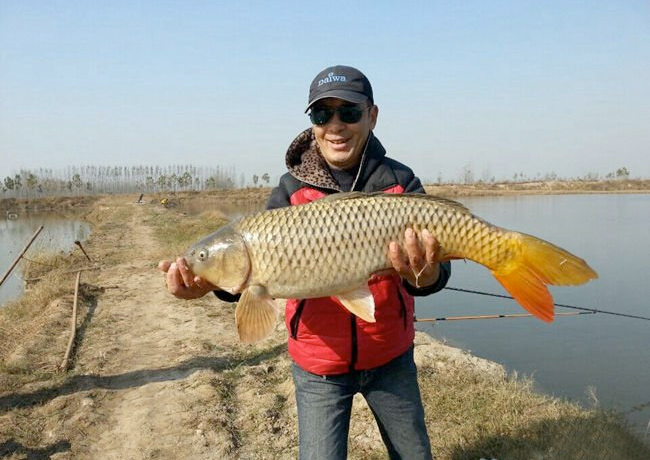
[491,233,598,323]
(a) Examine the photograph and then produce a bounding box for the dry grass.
[417,360,649,459]
[144,206,229,258]
[0,251,97,389]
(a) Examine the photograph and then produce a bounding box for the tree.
[261,173,270,185]
[615,167,630,179]
[71,173,83,193]
[26,173,39,195]
[3,176,15,191]
[461,164,474,185]
[13,174,22,195]
[252,174,259,186]
[177,171,192,189]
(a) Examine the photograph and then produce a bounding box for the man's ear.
[369,105,379,130]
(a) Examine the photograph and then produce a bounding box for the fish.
[185,192,598,343]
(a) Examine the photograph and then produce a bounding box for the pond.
[415,194,650,435]
[0,214,91,306]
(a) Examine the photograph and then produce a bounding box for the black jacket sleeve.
[402,261,451,297]
[266,174,292,210]
[214,290,241,302]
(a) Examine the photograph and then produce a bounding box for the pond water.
[0,214,91,306]
[415,194,650,435]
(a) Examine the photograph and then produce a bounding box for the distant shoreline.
[424,178,650,197]
[1,179,648,214]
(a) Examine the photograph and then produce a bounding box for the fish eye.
[198,250,208,261]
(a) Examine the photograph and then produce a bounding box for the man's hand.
[388,228,441,289]
[158,257,216,299]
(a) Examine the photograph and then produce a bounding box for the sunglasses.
[308,105,368,126]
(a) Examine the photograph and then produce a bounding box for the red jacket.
[266,129,451,375]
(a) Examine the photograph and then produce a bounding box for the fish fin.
[318,192,471,213]
[335,286,376,323]
[235,286,280,343]
[492,264,555,322]
[492,233,598,323]
[318,191,368,202]
[516,233,598,286]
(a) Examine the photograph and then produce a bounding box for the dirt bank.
[1,193,648,459]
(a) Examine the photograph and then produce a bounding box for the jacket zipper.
[349,314,358,372]
[396,288,408,329]
[290,300,306,339]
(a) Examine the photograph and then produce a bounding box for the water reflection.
[0,214,91,306]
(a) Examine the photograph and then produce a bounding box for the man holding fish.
[161,65,451,459]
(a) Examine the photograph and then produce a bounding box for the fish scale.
[236,194,509,299]
[186,192,597,342]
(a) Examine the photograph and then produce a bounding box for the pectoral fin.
[235,285,280,343]
[335,286,376,323]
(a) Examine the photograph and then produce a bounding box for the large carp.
[185,192,597,343]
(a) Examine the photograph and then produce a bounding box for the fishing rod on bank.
[415,286,650,322]
[415,311,596,323]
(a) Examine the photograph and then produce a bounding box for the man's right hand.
[158,257,216,299]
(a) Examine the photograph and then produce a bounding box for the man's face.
[310,98,378,170]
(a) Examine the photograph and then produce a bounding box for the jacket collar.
[285,128,386,191]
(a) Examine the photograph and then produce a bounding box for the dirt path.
[64,199,291,459]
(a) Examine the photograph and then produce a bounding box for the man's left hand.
[388,228,441,289]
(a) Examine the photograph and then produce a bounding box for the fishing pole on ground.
[426,286,650,322]
[415,311,595,323]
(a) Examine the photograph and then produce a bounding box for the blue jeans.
[292,347,433,460]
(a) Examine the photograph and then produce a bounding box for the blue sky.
[1,0,649,184]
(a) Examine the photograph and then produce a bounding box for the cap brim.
[305,90,369,112]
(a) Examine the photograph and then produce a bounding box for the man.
[160,65,451,459]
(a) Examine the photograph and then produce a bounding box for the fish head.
[185,224,250,294]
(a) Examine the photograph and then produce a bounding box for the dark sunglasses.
[308,105,368,126]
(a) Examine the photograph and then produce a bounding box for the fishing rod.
[415,311,595,323]
[442,286,650,321]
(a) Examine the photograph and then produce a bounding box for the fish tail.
[491,233,598,322]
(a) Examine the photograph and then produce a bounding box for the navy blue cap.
[306,65,374,112]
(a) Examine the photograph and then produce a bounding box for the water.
[0,214,91,306]
[415,194,650,435]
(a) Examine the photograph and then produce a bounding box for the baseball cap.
[306,65,374,112]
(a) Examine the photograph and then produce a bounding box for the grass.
[416,361,650,459]
[0,250,96,390]
[144,205,229,258]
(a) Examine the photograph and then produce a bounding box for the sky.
[1,0,649,185]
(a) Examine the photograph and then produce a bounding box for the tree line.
[1,164,634,199]
[1,165,248,198]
